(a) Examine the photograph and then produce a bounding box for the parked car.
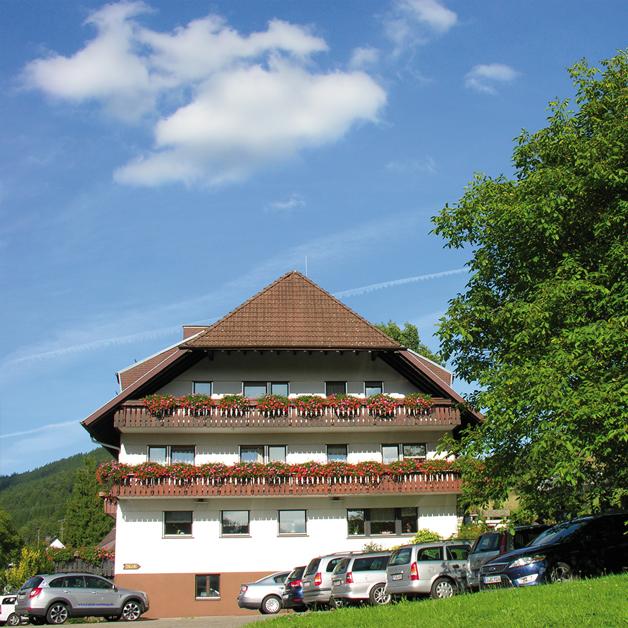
[468,525,549,588]
[281,566,307,612]
[237,571,290,614]
[386,541,471,599]
[331,551,392,607]
[302,552,357,609]
[15,573,148,624]
[0,595,20,626]
[480,512,627,589]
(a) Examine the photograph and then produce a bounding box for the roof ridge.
[189,270,298,344]
[294,272,403,348]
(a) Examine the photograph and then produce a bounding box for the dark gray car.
[302,553,356,609]
[15,573,148,624]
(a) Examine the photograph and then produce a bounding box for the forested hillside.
[0,449,112,544]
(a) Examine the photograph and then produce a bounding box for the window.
[85,576,113,590]
[149,445,195,465]
[195,575,220,599]
[389,547,412,566]
[402,443,427,459]
[193,381,212,395]
[240,445,286,463]
[278,510,306,535]
[171,446,195,464]
[446,546,470,561]
[148,446,168,464]
[270,382,289,396]
[50,576,84,589]
[347,508,418,536]
[221,511,249,535]
[243,382,267,398]
[240,446,264,463]
[347,509,365,536]
[365,381,383,397]
[327,444,348,462]
[326,558,344,572]
[353,556,389,571]
[268,445,287,462]
[325,381,346,396]
[164,511,193,536]
[417,546,442,561]
[382,444,400,463]
[370,508,396,535]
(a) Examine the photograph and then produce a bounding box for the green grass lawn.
[268,574,628,628]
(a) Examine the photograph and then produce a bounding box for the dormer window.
[325,381,346,396]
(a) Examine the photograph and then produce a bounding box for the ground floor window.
[347,507,418,536]
[221,510,250,535]
[278,510,307,535]
[164,511,193,536]
[195,574,220,599]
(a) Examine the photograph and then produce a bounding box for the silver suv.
[386,541,471,599]
[302,552,356,609]
[15,573,149,624]
[331,552,391,607]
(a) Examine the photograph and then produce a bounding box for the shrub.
[456,521,489,540]
[411,529,443,544]
[363,542,384,552]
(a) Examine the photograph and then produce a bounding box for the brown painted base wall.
[115,572,271,618]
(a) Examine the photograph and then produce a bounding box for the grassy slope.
[0,449,112,544]
[268,574,628,628]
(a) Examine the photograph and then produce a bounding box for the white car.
[0,595,20,626]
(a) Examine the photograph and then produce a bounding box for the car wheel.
[121,599,143,622]
[549,562,573,583]
[369,583,391,606]
[431,577,456,599]
[6,613,20,626]
[46,603,69,625]
[260,595,282,615]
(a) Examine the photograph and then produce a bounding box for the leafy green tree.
[2,547,52,592]
[63,458,113,547]
[0,510,22,570]
[376,321,443,364]
[433,51,627,521]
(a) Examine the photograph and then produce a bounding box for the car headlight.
[508,555,546,569]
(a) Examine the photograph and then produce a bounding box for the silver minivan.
[386,541,471,599]
[302,553,355,609]
[331,552,391,606]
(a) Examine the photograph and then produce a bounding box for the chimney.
[183,325,207,339]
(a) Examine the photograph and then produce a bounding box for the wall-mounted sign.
[123,563,140,570]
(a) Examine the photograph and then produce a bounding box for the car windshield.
[287,567,304,581]
[333,558,351,575]
[471,533,501,553]
[389,547,412,566]
[529,521,588,547]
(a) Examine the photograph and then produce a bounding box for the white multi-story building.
[83,272,479,617]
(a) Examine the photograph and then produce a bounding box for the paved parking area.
[133,615,276,627]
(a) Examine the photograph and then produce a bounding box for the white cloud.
[266,193,306,214]
[349,47,380,70]
[24,2,385,186]
[115,61,385,186]
[385,0,457,52]
[465,63,519,95]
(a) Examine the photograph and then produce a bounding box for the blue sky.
[0,0,624,474]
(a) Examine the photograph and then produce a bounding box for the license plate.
[483,575,501,584]
[333,579,341,586]
[392,574,403,581]
[303,582,310,587]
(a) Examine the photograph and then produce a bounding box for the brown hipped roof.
[183,271,401,350]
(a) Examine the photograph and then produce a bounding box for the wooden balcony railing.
[114,400,460,430]
[106,471,462,498]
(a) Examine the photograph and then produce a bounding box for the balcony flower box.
[328,394,362,417]
[218,394,249,417]
[143,394,177,418]
[403,393,433,415]
[257,394,290,418]
[179,394,214,416]
[366,393,399,418]
[294,395,328,418]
